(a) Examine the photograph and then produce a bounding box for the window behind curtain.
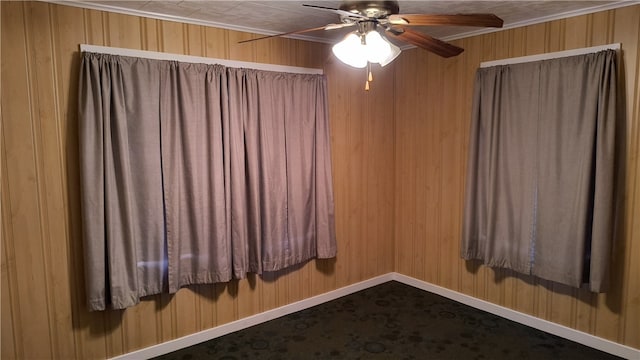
[461,50,617,292]
[79,53,336,311]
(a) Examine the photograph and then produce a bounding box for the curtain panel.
[462,50,617,292]
[79,53,336,311]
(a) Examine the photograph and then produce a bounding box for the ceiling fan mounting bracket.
[356,20,377,34]
[339,1,400,19]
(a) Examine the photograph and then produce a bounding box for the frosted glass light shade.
[379,41,401,67]
[364,31,391,64]
[332,30,402,68]
[332,33,367,68]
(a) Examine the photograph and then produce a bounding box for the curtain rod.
[80,44,324,75]
[480,43,620,68]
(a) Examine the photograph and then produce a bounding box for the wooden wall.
[394,5,640,349]
[2,1,639,359]
[0,2,395,358]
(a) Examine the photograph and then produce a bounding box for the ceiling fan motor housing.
[339,1,400,18]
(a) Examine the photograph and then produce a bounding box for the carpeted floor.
[154,281,621,360]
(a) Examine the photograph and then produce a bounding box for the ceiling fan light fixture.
[378,34,401,67]
[333,29,401,68]
[332,32,368,68]
[364,30,391,63]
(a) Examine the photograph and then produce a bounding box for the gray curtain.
[79,53,336,311]
[462,50,617,292]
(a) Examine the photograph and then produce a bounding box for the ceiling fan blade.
[386,27,464,58]
[303,4,368,19]
[389,14,503,28]
[238,25,330,44]
[324,23,356,31]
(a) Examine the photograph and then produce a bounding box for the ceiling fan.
[241,1,503,58]
[240,1,503,88]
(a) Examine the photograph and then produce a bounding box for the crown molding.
[44,0,337,44]
[46,0,639,47]
[440,0,639,42]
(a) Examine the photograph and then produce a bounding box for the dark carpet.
[154,281,621,360]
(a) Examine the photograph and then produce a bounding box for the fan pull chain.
[365,63,370,91]
[365,63,373,91]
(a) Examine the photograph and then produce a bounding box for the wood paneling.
[2,2,638,358]
[0,2,395,358]
[394,5,640,349]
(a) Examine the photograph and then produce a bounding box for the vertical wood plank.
[564,15,590,48]
[443,45,464,293]
[204,27,229,59]
[24,2,76,358]
[106,11,141,48]
[1,141,21,359]
[214,282,238,327]
[524,23,546,55]
[157,294,175,344]
[370,63,395,275]
[185,24,204,56]
[83,7,105,46]
[228,30,255,62]
[393,50,418,277]
[160,21,185,54]
[51,3,111,358]
[415,50,430,282]
[613,5,640,348]
[2,2,55,358]
[352,67,366,284]
[428,54,445,286]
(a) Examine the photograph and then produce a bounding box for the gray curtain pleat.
[79,53,336,311]
[534,52,617,291]
[462,50,617,292]
[462,62,540,275]
[79,54,166,310]
[226,69,337,275]
[161,63,232,292]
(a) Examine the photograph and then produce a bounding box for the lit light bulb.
[379,40,401,67]
[332,32,367,68]
[332,30,402,68]
[364,31,391,64]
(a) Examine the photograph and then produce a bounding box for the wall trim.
[47,0,334,44]
[112,273,639,360]
[110,274,394,360]
[439,1,638,42]
[48,1,638,45]
[391,273,640,360]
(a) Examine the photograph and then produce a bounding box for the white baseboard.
[390,273,640,360]
[112,272,639,360]
[111,274,394,360]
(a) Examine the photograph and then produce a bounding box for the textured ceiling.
[66,1,632,44]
